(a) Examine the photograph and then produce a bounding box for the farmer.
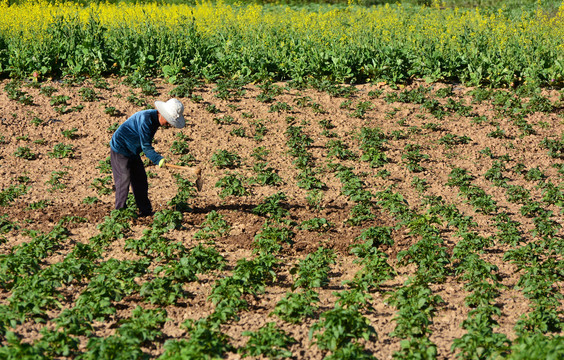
[109,98,186,216]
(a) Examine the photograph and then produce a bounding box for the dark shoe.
[138,211,154,218]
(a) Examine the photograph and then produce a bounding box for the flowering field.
[1,1,563,359]
[1,0,564,88]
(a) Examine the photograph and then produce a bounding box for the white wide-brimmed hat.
[155,98,185,128]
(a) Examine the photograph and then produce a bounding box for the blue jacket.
[110,110,163,164]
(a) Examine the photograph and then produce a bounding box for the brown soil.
[0,76,562,359]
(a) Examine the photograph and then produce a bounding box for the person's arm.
[139,120,163,165]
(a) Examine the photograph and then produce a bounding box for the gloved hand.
[158,159,166,168]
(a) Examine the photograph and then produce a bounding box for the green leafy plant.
[48,143,74,159]
[309,306,376,352]
[46,171,68,192]
[104,106,120,117]
[291,247,335,290]
[239,322,296,359]
[402,144,429,173]
[252,192,290,221]
[14,147,36,160]
[0,184,29,206]
[205,103,220,114]
[160,319,234,359]
[50,94,69,106]
[194,210,231,239]
[439,133,472,146]
[269,101,292,113]
[61,128,78,140]
[215,172,250,198]
[299,217,334,232]
[214,115,235,125]
[251,162,283,186]
[271,290,320,324]
[39,85,57,97]
[91,176,113,195]
[211,149,242,169]
[79,87,98,102]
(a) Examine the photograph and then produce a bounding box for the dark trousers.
[110,150,152,215]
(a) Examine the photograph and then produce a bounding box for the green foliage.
[13,146,36,160]
[104,106,120,117]
[523,167,545,182]
[447,167,474,189]
[484,160,507,186]
[402,144,429,173]
[140,276,186,305]
[61,128,79,139]
[271,290,319,324]
[50,94,69,106]
[239,322,296,359]
[160,319,234,359]
[269,101,292,113]
[126,92,146,107]
[351,100,373,118]
[393,336,437,360]
[438,133,472,146]
[48,143,75,158]
[152,209,184,232]
[168,173,197,212]
[357,127,388,168]
[251,162,284,186]
[194,210,231,239]
[299,217,334,232]
[309,306,376,352]
[253,224,295,255]
[96,156,112,174]
[508,334,564,360]
[411,176,429,193]
[233,254,279,294]
[291,247,336,290]
[170,138,190,155]
[0,184,29,206]
[91,176,113,195]
[387,281,443,339]
[79,87,97,101]
[214,115,235,125]
[326,139,357,160]
[46,171,68,192]
[215,172,250,198]
[296,169,326,190]
[5,81,34,105]
[186,243,226,274]
[213,78,246,100]
[205,103,220,114]
[252,192,290,221]
[540,135,564,159]
[211,149,242,168]
[451,306,511,360]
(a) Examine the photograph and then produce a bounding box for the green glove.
[158,159,166,168]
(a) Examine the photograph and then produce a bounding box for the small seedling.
[50,95,70,106]
[46,171,68,192]
[104,106,120,117]
[79,87,98,102]
[48,143,75,159]
[14,147,36,160]
[62,128,78,140]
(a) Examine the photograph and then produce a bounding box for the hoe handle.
[164,164,203,191]
[165,163,201,175]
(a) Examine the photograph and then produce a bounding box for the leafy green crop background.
[1,0,564,89]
